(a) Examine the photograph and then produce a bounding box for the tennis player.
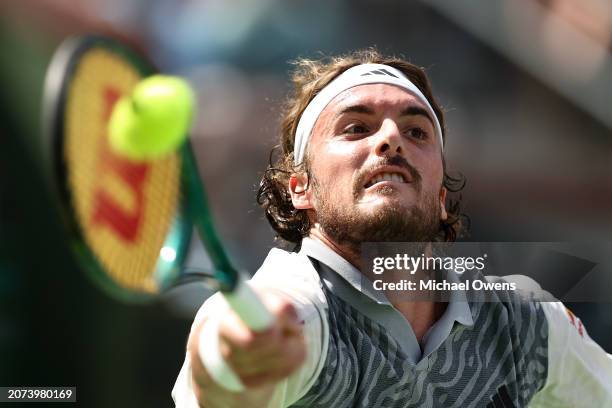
[173,49,612,407]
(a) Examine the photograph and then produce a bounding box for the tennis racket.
[42,35,273,331]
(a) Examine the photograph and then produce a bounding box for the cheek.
[424,162,445,196]
[316,141,364,184]
[410,152,444,192]
[325,139,361,159]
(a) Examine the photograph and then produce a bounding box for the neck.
[396,301,447,345]
[307,227,446,345]
[308,224,362,269]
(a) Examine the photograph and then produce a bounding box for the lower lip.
[364,180,410,191]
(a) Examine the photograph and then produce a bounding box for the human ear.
[289,173,314,210]
[439,187,448,221]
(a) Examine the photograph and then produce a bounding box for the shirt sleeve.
[172,249,329,408]
[172,293,229,408]
[529,301,612,407]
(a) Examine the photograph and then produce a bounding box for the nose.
[374,119,403,157]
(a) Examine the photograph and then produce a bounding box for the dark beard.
[313,181,441,254]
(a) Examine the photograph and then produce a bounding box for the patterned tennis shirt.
[173,237,612,407]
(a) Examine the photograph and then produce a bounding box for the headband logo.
[361,68,399,78]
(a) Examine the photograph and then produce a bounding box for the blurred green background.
[1,1,611,406]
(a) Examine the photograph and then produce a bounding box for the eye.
[343,124,369,135]
[406,127,428,140]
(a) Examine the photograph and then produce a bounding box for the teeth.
[366,172,406,187]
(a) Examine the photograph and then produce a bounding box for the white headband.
[293,63,443,165]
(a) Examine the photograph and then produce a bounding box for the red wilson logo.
[89,87,150,243]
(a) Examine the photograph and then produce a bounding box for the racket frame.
[43,35,273,332]
[42,35,192,302]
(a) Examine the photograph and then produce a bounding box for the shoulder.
[252,247,322,286]
[481,273,556,303]
[530,302,612,407]
[250,247,327,307]
[467,273,550,339]
[187,247,327,333]
[476,274,595,345]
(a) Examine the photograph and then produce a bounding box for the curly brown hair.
[257,48,467,247]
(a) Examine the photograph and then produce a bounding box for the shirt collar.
[299,236,474,328]
[299,237,389,305]
[442,267,474,326]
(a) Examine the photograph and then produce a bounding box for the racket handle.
[222,277,274,331]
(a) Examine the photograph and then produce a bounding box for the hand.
[216,289,307,388]
[188,288,307,407]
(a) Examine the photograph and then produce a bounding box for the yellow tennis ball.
[109,75,195,160]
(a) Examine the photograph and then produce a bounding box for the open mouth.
[364,172,408,188]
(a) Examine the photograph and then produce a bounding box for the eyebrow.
[401,106,434,125]
[334,104,376,118]
[335,104,434,125]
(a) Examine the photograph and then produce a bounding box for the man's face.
[291,83,447,249]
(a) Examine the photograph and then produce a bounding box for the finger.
[281,320,304,337]
[218,295,301,352]
[225,320,304,367]
[238,339,307,387]
[231,330,307,377]
[218,310,280,349]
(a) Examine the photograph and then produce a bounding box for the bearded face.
[290,84,447,253]
[311,154,442,251]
